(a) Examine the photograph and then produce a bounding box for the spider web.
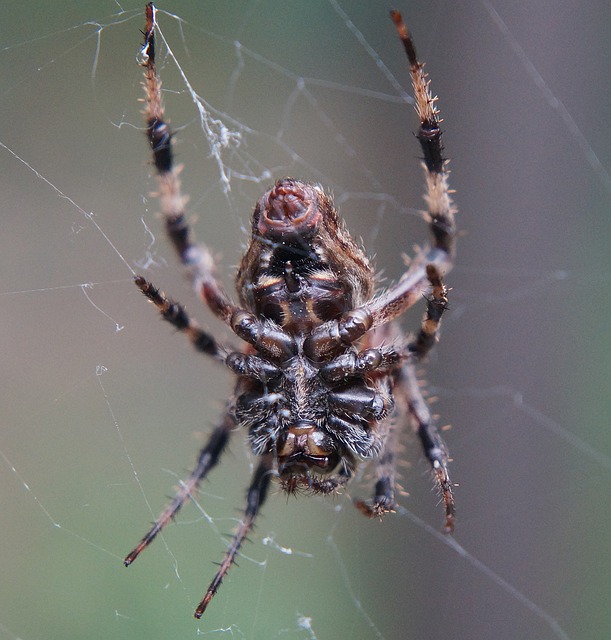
[1,1,611,639]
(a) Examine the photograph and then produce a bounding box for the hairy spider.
[124,4,457,619]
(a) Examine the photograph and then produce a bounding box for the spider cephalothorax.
[124,4,457,620]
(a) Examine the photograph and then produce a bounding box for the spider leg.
[140,4,238,327]
[314,264,447,379]
[354,416,398,518]
[355,263,450,521]
[124,411,235,567]
[139,7,301,362]
[358,18,456,529]
[318,346,401,383]
[398,362,455,533]
[302,14,456,361]
[194,453,274,619]
[134,276,230,361]
[362,12,457,329]
[355,360,455,532]
[348,322,400,518]
[407,264,448,361]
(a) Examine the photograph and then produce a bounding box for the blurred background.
[1,1,610,639]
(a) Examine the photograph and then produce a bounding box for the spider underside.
[124,3,457,620]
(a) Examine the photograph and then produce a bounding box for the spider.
[124,3,457,619]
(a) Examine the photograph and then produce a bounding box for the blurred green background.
[1,1,610,639]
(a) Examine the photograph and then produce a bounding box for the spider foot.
[433,461,455,533]
[354,498,396,520]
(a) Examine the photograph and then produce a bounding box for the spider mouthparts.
[277,422,340,476]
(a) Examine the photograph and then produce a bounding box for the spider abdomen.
[236,178,374,330]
